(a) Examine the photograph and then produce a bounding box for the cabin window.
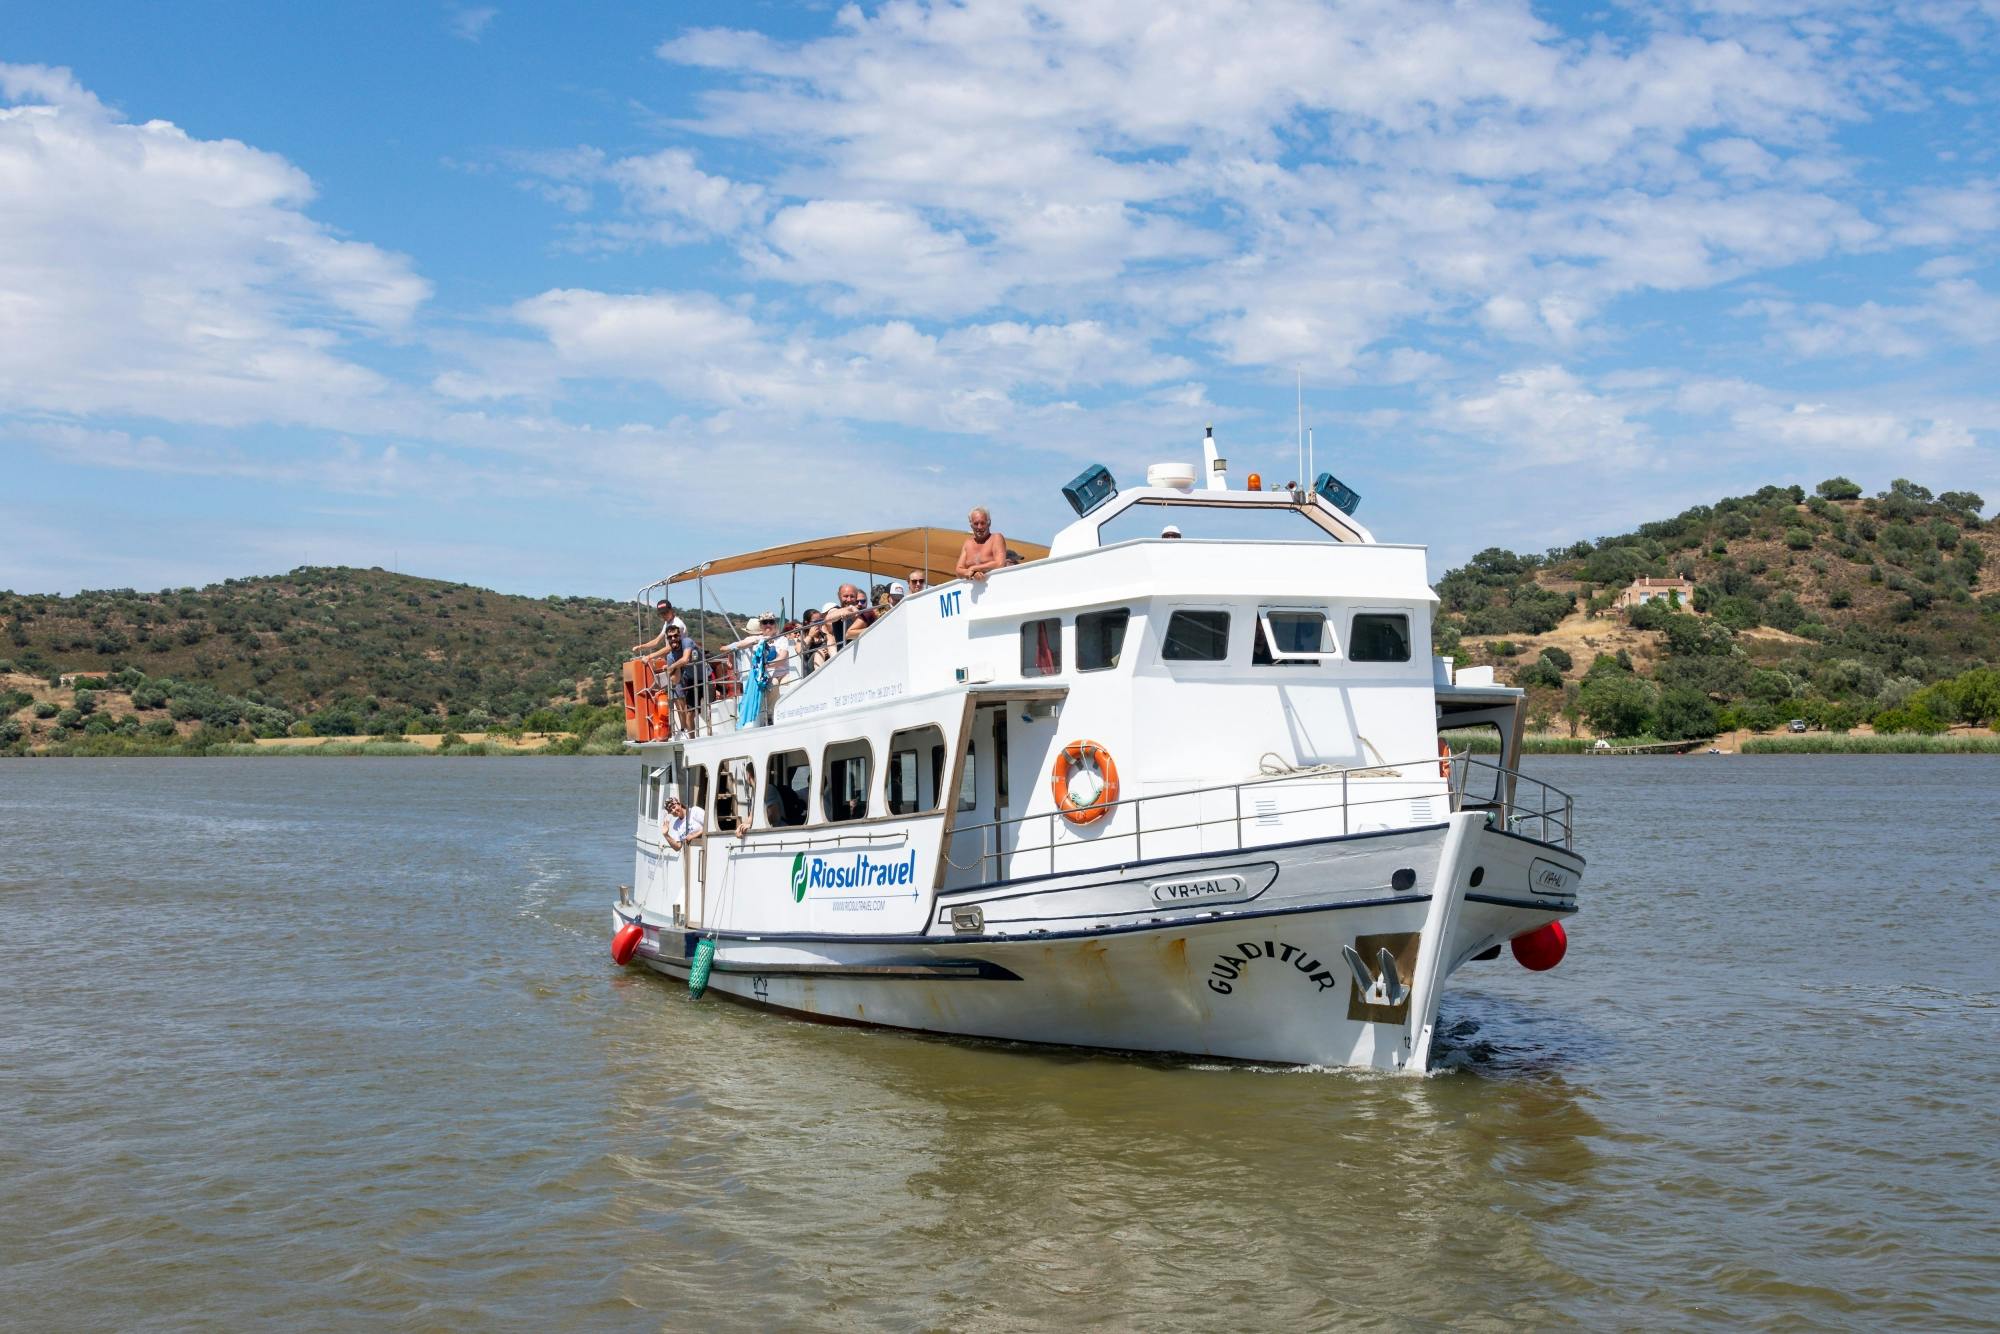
[823,740,873,823]
[1162,610,1230,661]
[646,764,673,820]
[682,764,709,813]
[764,749,811,827]
[958,741,978,812]
[1253,610,1334,667]
[1019,618,1062,676]
[888,725,946,814]
[1350,613,1412,662]
[1076,608,1130,671]
[715,758,754,835]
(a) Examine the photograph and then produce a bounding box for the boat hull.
[620,814,1579,1072]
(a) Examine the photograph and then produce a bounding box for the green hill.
[0,566,737,752]
[1433,478,1999,738]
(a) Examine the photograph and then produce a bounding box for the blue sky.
[3,0,1997,608]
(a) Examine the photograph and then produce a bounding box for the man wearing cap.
[1161,524,1182,539]
[632,597,688,657]
[887,580,907,606]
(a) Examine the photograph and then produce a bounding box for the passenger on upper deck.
[798,608,832,674]
[725,613,792,725]
[631,597,687,657]
[825,583,876,644]
[660,626,700,736]
[956,507,1008,582]
[906,570,927,594]
[887,580,907,605]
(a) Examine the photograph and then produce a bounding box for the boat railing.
[945,750,1573,886]
[629,612,901,742]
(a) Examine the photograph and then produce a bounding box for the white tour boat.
[610,433,1580,1073]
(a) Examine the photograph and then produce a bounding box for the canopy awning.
[664,527,1050,588]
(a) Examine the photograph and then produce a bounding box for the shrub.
[1515,659,1564,689]
[1484,640,1519,658]
[33,701,57,719]
[1784,527,1813,550]
[1538,646,1573,673]
[1816,476,1862,500]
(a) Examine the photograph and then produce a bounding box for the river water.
[2,756,1995,1329]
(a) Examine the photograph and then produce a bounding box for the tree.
[1816,476,1862,500]
[1655,687,1718,740]
[1538,645,1573,673]
[1578,672,1658,738]
[1937,490,1985,521]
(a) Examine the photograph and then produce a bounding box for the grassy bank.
[1442,731,1598,754]
[1740,732,2000,754]
[11,729,629,758]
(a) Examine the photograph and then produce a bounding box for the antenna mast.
[1295,370,1304,483]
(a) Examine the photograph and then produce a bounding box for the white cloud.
[1434,366,1649,465]
[631,0,1890,350]
[448,6,497,42]
[0,64,429,430]
[1735,402,1975,458]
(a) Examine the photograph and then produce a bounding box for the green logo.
[789,852,808,903]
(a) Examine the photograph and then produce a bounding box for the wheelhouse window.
[1097,499,1346,545]
[888,725,946,814]
[1350,613,1412,662]
[1162,610,1230,661]
[764,749,811,827]
[1020,618,1062,676]
[1076,608,1130,671]
[823,739,873,822]
[1253,610,1333,667]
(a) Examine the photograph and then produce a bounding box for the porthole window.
[1162,610,1230,661]
[1350,613,1412,662]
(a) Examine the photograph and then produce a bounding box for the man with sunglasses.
[631,596,687,657]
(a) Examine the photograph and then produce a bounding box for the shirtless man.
[955,507,1008,582]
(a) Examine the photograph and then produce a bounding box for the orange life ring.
[1438,737,1451,778]
[1052,740,1120,825]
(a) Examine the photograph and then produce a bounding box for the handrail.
[634,605,900,741]
[941,750,1573,885]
